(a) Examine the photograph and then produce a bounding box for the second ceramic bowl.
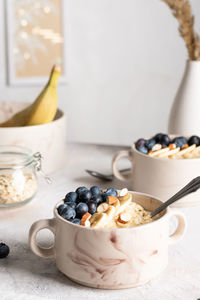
[112,137,200,207]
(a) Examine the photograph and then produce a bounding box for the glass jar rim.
[0,145,34,170]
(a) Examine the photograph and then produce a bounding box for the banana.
[104,206,117,228]
[97,202,109,213]
[105,205,116,219]
[90,213,107,228]
[0,65,60,127]
[118,193,132,214]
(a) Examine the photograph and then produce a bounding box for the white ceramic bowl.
[112,136,200,207]
[0,102,66,173]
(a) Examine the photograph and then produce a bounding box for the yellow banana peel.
[0,65,60,127]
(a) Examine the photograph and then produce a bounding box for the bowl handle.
[112,150,133,181]
[168,209,187,245]
[29,218,56,258]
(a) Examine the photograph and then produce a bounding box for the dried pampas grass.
[162,0,200,60]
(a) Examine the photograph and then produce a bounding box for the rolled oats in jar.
[0,146,43,207]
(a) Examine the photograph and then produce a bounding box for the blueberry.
[137,146,148,154]
[154,133,164,143]
[90,186,101,196]
[160,134,170,147]
[188,135,200,146]
[64,192,77,203]
[105,187,118,197]
[76,202,88,218]
[87,201,97,214]
[161,143,168,148]
[91,194,103,205]
[61,206,76,220]
[71,218,81,225]
[172,136,187,149]
[76,186,88,196]
[135,138,146,149]
[0,243,10,259]
[101,193,108,202]
[57,203,68,216]
[145,138,156,150]
[67,202,76,209]
[79,190,92,202]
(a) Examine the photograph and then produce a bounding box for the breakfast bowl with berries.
[29,186,186,289]
[112,133,200,207]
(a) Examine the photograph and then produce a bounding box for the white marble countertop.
[0,143,199,300]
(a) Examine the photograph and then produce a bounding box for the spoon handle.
[151,176,200,218]
[85,168,131,181]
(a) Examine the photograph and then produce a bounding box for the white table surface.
[0,143,199,300]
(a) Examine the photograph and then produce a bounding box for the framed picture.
[6,0,67,85]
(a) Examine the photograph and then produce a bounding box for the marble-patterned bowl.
[0,102,66,173]
[29,191,186,289]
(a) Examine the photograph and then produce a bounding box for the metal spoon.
[151,176,200,218]
[85,168,131,181]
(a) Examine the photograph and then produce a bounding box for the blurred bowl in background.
[112,136,200,207]
[0,102,66,173]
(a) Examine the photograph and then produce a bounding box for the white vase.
[168,60,200,135]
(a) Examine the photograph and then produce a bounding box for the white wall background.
[1,0,200,145]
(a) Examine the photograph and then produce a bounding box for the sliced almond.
[97,202,109,213]
[169,143,176,150]
[90,212,107,228]
[116,219,129,228]
[118,212,132,224]
[80,212,91,227]
[106,196,118,205]
[112,199,120,211]
[182,144,189,149]
[119,188,128,196]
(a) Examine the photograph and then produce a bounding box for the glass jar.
[0,146,43,207]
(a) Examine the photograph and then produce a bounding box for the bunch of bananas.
[0,65,60,127]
